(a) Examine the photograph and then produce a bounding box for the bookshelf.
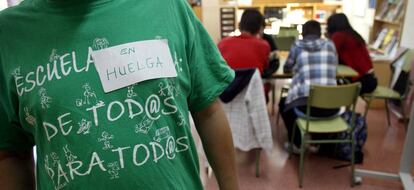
[220,7,236,38]
[218,1,342,38]
[369,0,408,56]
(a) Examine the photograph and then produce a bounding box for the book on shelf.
[393,0,405,22]
[386,0,404,22]
[383,34,398,55]
[375,0,389,20]
[375,0,405,22]
[372,28,388,49]
[381,28,396,49]
[371,28,399,55]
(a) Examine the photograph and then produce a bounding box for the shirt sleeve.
[0,60,34,152]
[0,106,33,151]
[0,90,34,152]
[284,42,298,73]
[184,3,235,112]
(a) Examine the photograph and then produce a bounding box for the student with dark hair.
[327,13,377,94]
[218,9,271,102]
[279,20,339,152]
[302,20,321,37]
[238,9,266,35]
[261,21,280,78]
[218,9,270,75]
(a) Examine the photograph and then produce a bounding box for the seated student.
[279,20,339,151]
[218,9,270,76]
[261,25,280,78]
[218,9,271,101]
[327,13,377,94]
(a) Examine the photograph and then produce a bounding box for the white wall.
[342,0,375,42]
[0,0,7,11]
[7,0,21,6]
[401,0,414,49]
[202,0,222,43]
[1,0,21,10]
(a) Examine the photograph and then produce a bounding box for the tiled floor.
[205,81,411,190]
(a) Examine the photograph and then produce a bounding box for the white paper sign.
[92,40,177,93]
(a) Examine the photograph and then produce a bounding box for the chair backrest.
[390,48,413,97]
[277,26,299,38]
[307,83,361,109]
[401,49,414,72]
[274,36,296,51]
[391,48,412,83]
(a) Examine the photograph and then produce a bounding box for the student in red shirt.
[327,13,378,94]
[218,9,270,75]
[218,9,271,101]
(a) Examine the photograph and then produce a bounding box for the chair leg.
[289,123,297,158]
[385,99,392,128]
[350,133,356,187]
[276,110,281,143]
[255,149,261,178]
[276,86,286,125]
[363,98,372,118]
[399,99,408,131]
[271,82,276,116]
[299,133,306,188]
[276,110,281,126]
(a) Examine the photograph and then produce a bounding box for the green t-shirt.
[0,0,234,189]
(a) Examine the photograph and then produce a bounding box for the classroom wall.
[342,0,375,42]
[201,0,376,44]
[401,0,414,49]
[0,1,7,11]
[202,0,412,46]
[202,0,222,43]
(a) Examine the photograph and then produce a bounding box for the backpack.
[319,111,367,164]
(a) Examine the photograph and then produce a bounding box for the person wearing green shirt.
[0,0,239,189]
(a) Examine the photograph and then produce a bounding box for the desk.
[270,64,359,79]
[267,64,359,114]
[268,51,359,79]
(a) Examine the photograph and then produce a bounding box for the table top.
[336,64,359,78]
[270,61,359,79]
